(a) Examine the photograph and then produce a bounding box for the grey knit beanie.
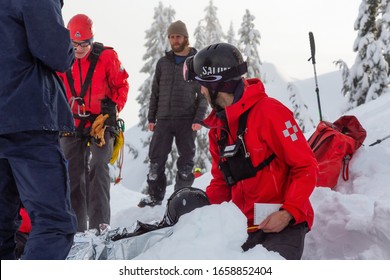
[167,20,188,37]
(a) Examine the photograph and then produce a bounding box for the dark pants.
[15,231,28,259]
[147,119,196,201]
[0,131,77,260]
[60,131,114,231]
[242,223,309,260]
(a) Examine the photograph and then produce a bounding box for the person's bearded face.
[169,35,188,53]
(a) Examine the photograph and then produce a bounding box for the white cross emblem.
[282,121,298,142]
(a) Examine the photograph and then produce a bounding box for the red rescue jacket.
[204,78,318,230]
[57,45,129,127]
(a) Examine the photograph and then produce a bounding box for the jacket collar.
[226,78,266,122]
[165,47,197,59]
[203,78,267,131]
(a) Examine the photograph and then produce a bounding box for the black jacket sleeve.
[193,86,208,123]
[148,61,161,123]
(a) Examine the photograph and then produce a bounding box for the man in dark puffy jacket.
[138,20,208,207]
[0,0,77,259]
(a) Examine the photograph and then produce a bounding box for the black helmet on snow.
[184,43,247,84]
[161,187,210,226]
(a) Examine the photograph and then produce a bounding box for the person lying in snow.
[66,187,210,260]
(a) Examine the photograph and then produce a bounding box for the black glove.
[100,97,117,127]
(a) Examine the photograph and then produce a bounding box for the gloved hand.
[101,97,118,127]
[90,114,109,147]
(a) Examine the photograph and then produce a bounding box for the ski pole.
[308,31,323,121]
[369,134,390,146]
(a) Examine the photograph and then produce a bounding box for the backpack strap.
[65,42,106,130]
[237,109,250,135]
[66,42,105,107]
[342,154,351,181]
[80,42,104,100]
[236,109,276,171]
[255,153,276,171]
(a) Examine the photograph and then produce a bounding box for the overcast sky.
[62,0,362,126]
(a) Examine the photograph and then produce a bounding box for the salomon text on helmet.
[184,43,247,85]
[162,187,210,226]
[67,14,94,41]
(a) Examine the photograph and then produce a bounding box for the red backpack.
[308,115,367,188]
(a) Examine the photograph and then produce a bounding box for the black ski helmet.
[183,43,247,110]
[184,43,247,84]
[162,187,210,226]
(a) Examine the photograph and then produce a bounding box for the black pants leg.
[147,120,173,201]
[2,131,76,259]
[88,131,114,230]
[242,223,308,260]
[60,135,89,232]
[173,119,196,190]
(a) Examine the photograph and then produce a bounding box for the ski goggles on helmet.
[198,79,243,94]
[183,56,196,82]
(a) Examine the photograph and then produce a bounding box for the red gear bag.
[308,115,367,188]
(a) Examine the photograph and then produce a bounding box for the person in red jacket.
[57,14,129,232]
[193,167,203,178]
[184,43,318,260]
[15,207,32,259]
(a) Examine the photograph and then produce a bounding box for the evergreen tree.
[348,0,388,108]
[193,21,207,51]
[287,83,315,133]
[334,59,351,97]
[194,0,225,48]
[226,22,237,46]
[365,41,388,102]
[378,0,390,73]
[237,9,262,79]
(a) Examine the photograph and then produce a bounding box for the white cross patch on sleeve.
[282,120,299,142]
